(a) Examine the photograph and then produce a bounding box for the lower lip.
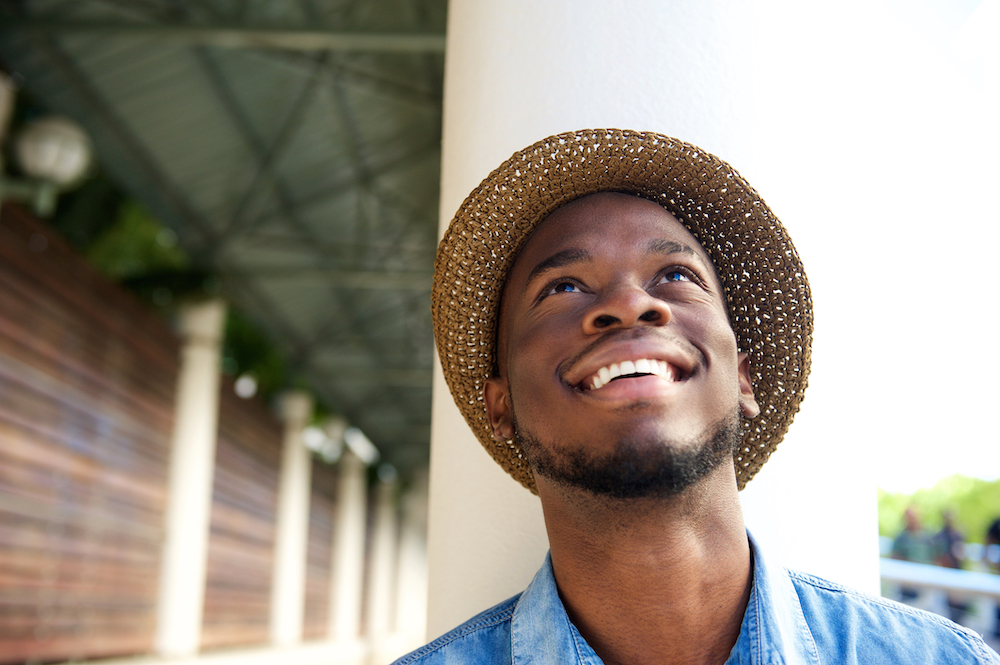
[582,375,682,401]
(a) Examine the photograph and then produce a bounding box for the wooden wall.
[200,384,283,651]
[0,204,348,662]
[303,460,338,640]
[0,203,177,664]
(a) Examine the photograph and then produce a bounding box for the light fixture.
[0,73,94,217]
[15,116,93,188]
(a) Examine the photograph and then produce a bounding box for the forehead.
[507,192,717,283]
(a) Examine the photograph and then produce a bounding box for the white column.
[270,390,314,647]
[429,0,885,638]
[393,471,429,652]
[328,450,367,641]
[154,298,226,657]
[365,478,398,663]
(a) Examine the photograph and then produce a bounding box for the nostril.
[593,314,619,328]
[638,310,660,322]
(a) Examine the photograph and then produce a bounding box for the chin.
[515,411,742,500]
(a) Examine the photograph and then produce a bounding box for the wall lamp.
[0,73,93,217]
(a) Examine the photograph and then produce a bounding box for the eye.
[546,280,581,295]
[657,270,691,284]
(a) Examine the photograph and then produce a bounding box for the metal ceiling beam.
[2,20,447,52]
[324,371,431,388]
[237,233,433,260]
[223,268,431,288]
[246,141,440,231]
[245,50,441,110]
[25,35,221,256]
[205,48,328,242]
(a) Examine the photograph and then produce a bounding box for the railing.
[880,558,1000,600]
[880,557,1000,648]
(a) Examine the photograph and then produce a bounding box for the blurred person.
[891,506,935,603]
[934,511,969,623]
[393,130,1000,664]
[988,518,1000,573]
[892,506,935,564]
[988,518,1000,640]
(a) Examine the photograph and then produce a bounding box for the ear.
[737,352,760,419]
[484,376,514,442]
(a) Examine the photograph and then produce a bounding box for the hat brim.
[432,129,813,493]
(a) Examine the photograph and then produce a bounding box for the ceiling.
[0,0,448,475]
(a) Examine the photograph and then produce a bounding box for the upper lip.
[560,331,698,391]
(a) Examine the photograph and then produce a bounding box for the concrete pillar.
[154,298,226,657]
[328,450,367,641]
[365,477,398,663]
[428,0,883,639]
[393,471,429,651]
[270,390,314,647]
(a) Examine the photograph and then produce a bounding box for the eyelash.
[656,267,699,286]
[541,279,582,298]
[537,266,702,303]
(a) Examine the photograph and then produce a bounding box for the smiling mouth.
[583,358,680,391]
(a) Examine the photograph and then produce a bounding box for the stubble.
[515,410,742,500]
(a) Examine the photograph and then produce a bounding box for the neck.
[537,466,751,665]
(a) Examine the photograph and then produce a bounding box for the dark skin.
[484,193,760,665]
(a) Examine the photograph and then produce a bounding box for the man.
[890,505,935,604]
[988,518,1000,640]
[395,129,1000,664]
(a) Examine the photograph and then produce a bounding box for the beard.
[514,410,742,500]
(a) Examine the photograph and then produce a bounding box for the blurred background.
[0,0,442,663]
[0,0,998,663]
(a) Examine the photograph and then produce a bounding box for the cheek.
[505,315,574,397]
[689,311,742,372]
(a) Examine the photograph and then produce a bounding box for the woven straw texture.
[432,129,813,494]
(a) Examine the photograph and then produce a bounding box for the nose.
[581,284,672,334]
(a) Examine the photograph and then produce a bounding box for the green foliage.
[83,200,218,312]
[222,310,288,400]
[48,174,124,250]
[85,200,188,279]
[74,196,293,401]
[878,475,1000,544]
[49,186,312,406]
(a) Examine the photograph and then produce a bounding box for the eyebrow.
[648,238,713,270]
[648,239,696,257]
[525,248,592,283]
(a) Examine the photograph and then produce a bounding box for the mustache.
[557,327,702,381]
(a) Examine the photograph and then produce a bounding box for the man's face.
[484,193,759,498]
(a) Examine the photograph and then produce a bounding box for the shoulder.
[390,594,520,665]
[787,569,1000,664]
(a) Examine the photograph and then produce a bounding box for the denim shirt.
[393,532,1000,664]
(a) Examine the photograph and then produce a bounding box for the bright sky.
[740,0,1000,495]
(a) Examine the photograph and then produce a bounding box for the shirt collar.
[729,532,821,665]
[511,551,603,665]
[509,531,820,665]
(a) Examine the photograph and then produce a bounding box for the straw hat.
[432,129,812,493]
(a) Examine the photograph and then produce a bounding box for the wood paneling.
[303,460,338,640]
[199,384,282,651]
[0,204,334,660]
[0,204,176,664]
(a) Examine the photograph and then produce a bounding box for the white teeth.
[585,358,677,390]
